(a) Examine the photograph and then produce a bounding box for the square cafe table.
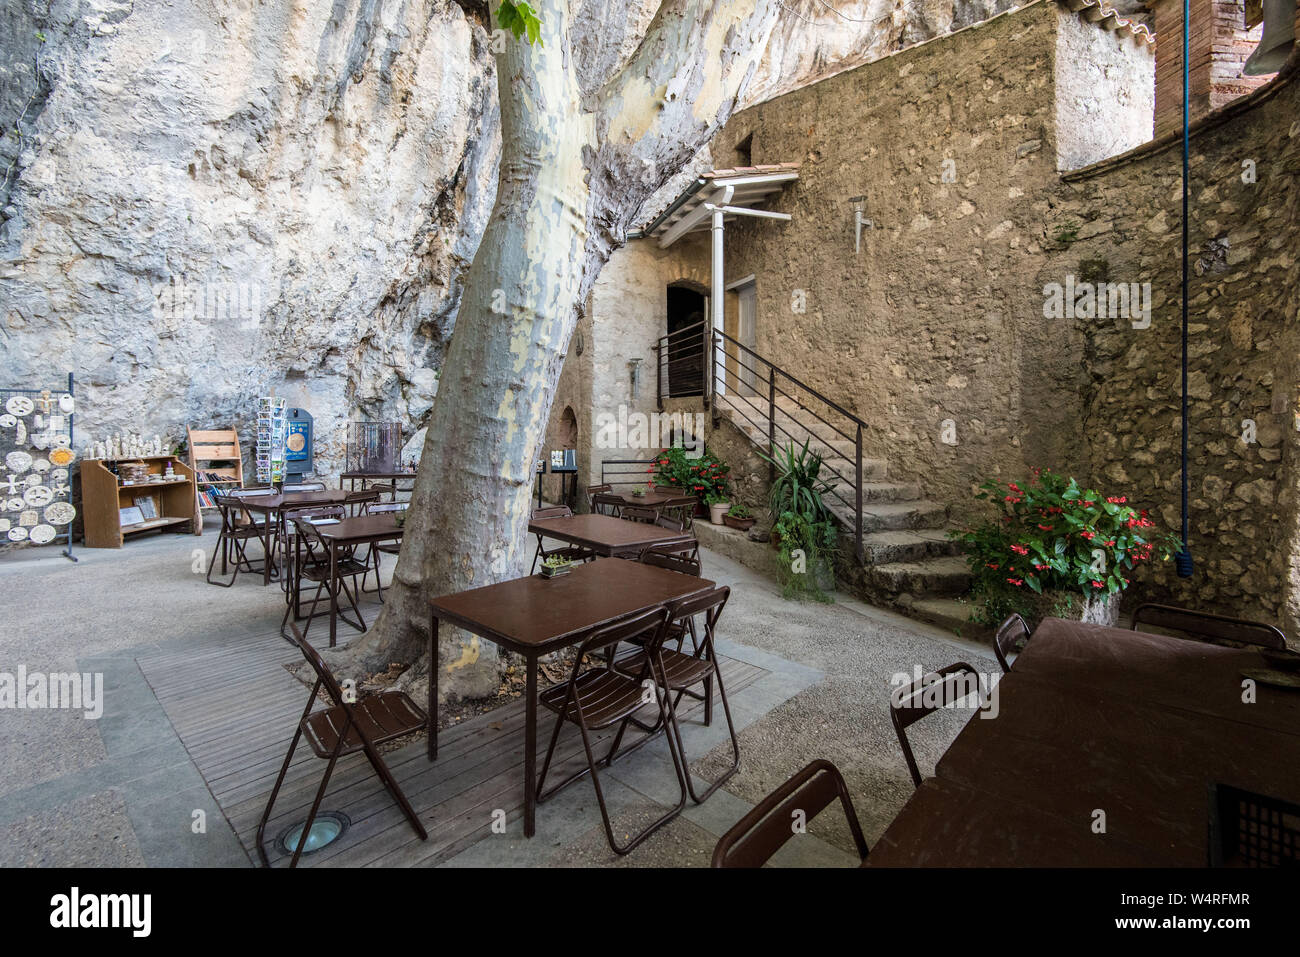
[869,617,1300,866]
[427,557,715,836]
[298,513,403,647]
[528,512,695,559]
[232,489,352,585]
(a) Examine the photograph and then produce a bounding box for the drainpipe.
[708,185,733,410]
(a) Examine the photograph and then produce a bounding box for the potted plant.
[630,486,647,499]
[651,446,731,516]
[950,468,1180,628]
[723,502,756,531]
[758,440,840,600]
[706,492,730,525]
[539,555,574,579]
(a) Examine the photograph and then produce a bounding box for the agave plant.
[758,439,837,525]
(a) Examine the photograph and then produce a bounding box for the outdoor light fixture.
[850,196,873,253]
[628,357,643,399]
[277,811,350,857]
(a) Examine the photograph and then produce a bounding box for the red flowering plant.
[650,446,731,503]
[950,468,1180,626]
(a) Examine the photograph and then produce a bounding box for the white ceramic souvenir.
[4,498,23,512]
[32,458,50,473]
[7,527,28,541]
[0,519,8,532]
[44,501,75,525]
[17,510,37,527]
[24,486,52,507]
[4,451,31,472]
[28,524,56,544]
[2,475,17,496]
[49,432,70,449]
[48,447,75,467]
[0,414,14,428]
[52,468,68,482]
[4,396,33,416]
[31,431,47,450]
[22,474,40,488]
[58,393,74,413]
[14,420,26,445]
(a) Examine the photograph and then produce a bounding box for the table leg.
[428,616,439,761]
[328,540,338,648]
[262,512,273,586]
[524,653,537,838]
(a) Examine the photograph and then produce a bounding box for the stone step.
[894,596,989,641]
[868,555,971,597]
[848,500,949,532]
[861,528,962,564]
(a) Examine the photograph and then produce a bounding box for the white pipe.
[710,185,732,400]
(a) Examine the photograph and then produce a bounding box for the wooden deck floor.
[136,628,769,867]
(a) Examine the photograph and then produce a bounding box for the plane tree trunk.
[324,0,780,703]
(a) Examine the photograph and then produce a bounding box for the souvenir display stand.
[0,373,78,562]
[186,425,245,511]
[81,455,201,548]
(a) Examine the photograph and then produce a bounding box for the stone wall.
[1052,76,1300,632]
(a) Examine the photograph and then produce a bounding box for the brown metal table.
[298,514,403,647]
[603,489,698,510]
[528,512,695,559]
[870,617,1300,866]
[427,557,714,837]
[234,490,352,586]
[340,470,416,502]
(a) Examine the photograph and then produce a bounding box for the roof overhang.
[635,163,799,248]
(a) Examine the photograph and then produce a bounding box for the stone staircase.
[715,392,975,634]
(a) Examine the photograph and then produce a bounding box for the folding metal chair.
[206,492,277,587]
[535,606,687,855]
[257,624,427,867]
[993,613,1030,673]
[609,586,738,804]
[889,661,982,788]
[344,488,381,516]
[360,502,407,597]
[281,481,326,493]
[586,484,614,514]
[529,505,594,573]
[280,511,370,642]
[620,505,658,524]
[1132,603,1286,650]
[1208,782,1300,867]
[712,759,869,867]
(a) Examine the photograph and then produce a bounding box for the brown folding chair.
[360,502,407,597]
[277,504,347,600]
[637,549,703,652]
[711,759,869,867]
[530,505,594,573]
[889,661,982,788]
[1132,603,1286,650]
[621,505,658,524]
[281,481,326,493]
[993,613,1030,673]
[257,624,427,867]
[206,492,278,587]
[586,484,614,514]
[641,532,700,564]
[534,606,687,855]
[280,512,370,643]
[610,586,738,804]
[344,488,381,516]
[1208,782,1300,868]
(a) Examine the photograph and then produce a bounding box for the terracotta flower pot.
[723,515,755,531]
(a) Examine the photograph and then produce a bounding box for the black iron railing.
[653,324,868,561]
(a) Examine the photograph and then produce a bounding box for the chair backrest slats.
[994,613,1030,673]
[1132,603,1286,650]
[639,550,701,577]
[712,760,868,867]
[532,505,573,521]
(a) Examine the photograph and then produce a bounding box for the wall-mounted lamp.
[850,195,873,254]
[628,357,643,400]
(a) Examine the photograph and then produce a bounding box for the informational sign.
[550,449,577,473]
[285,407,313,479]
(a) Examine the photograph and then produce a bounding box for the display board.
[0,373,78,561]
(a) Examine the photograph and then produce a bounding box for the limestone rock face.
[1,0,498,470]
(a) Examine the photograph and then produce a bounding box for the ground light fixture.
[277,811,350,858]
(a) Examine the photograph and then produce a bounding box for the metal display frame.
[0,372,77,562]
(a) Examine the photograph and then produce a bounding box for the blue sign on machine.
[285,407,313,478]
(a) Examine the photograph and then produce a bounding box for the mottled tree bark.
[326,0,780,701]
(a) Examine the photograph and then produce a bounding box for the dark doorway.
[665,284,706,397]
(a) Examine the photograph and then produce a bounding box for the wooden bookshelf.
[81,455,202,548]
[186,425,245,511]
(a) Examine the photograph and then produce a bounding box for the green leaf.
[497,1,543,46]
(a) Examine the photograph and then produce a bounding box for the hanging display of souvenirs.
[1,380,77,557]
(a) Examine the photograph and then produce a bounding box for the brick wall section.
[1148,0,1273,138]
